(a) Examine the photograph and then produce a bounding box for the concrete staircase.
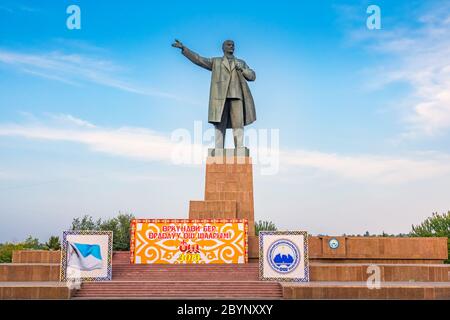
[74,253,282,299]
[71,252,450,299]
[75,281,282,299]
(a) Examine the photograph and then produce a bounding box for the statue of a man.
[172,39,256,155]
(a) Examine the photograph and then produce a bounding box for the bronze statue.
[172,39,256,155]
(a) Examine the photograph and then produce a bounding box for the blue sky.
[1,0,450,242]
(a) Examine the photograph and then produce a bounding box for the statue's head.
[222,40,235,55]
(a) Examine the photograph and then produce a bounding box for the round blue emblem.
[267,239,300,274]
[328,238,339,249]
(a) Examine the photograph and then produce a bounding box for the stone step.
[74,281,282,298]
[282,281,450,300]
[81,281,277,286]
[2,262,449,282]
[77,288,280,292]
[112,275,259,281]
[0,282,73,299]
[74,294,281,298]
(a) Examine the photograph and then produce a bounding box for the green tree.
[0,243,25,263]
[99,213,134,251]
[71,215,101,231]
[44,236,61,250]
[23,236,43,249]
[255,220,277,235]
[410,211,450,263]
[0,236,44,263]
[70,212,135,251]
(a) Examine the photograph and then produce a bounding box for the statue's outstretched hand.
[172,39,184,49]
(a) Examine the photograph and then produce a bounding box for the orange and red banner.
[130,219,248,264]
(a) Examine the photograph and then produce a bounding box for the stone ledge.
[309,263,450,282]
[0,282,73,299]
[281,281,450,299]
[12,250,60,264]
[206,156,252,165]
[309,236,448,260]
[0,264,60,282]
[207,148,250,158]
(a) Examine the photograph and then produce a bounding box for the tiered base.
[1,238,449,300]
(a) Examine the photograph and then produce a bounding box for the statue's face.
[222,40,235,55]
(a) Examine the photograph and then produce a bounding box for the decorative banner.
[60,230,113,282]
[259,231,309,282]
[130,219,248,264]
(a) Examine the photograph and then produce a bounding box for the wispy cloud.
[347,2,450,138]
[0,48,194,103]
[0,115,173,162]
[17,5,41,13]
[46,113,96,128]
[0,4,40,14]
[282,149,450,184]
[342,1,450,139]
[1,114,450,184]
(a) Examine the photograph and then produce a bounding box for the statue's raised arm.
[172,39,213,71]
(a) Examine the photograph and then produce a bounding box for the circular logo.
[267,239,300,274]
[328,238,339,249]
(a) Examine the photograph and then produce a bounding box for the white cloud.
[17,5,41,13]
[350,4,450,138]
[1,114,450,184]
[0,4,39,13]
[0,122,172,163]
[47,113,96,128]
[282,149,450,184]
[0,49,190,102]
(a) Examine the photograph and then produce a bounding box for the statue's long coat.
[182,47,256,128]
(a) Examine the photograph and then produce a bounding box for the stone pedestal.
[189,155,255,236]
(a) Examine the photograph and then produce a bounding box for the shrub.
[44,236,61,250]
[0,236,44,263]
[255,220,277,235]
[70,212,135,251]
[410,211,450,263]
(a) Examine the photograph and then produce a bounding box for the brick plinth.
[189,156,255,235]
[12,250,60,263]
[189,200,237,219]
